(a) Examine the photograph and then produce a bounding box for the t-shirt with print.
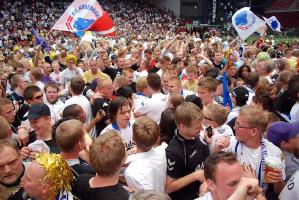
[279,170,299,200]
[59,67,83,88]
[100,121,135,150]
[166,131,210,200]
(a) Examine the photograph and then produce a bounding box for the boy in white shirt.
[201,104,233,152]
[124,117,167,192]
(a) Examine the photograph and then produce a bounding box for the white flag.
[263,16,281,32]
[232,7,266,40]
[52,0,115,36]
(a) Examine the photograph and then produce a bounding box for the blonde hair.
[198,77,217,92]
[133,117,159,151]
[55,119,84,152]
[204,104,228,125]
[136,77,148,93]
[239,105,268,133]
[175,102,203,127]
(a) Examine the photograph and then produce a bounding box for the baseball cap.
[28,103,51,120]
[232,87,249,101]
[267,121,299,146]
[109,54,117,61]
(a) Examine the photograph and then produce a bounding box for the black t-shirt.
[212,60,224,70]
[92,98,110,136]
[28,131,60,154]
[166,132,210,200]
[148,66,159,73]
[71,159,96,178]
[73,174,129,200]
[103,67,118,81]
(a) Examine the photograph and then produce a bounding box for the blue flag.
[31,28,50,51]
[222,72,233,110]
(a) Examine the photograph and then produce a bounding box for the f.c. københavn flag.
[262,16,281,32]
[232,7,266,40]
[52,0,115,36]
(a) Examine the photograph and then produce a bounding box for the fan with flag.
[52,0,115,37]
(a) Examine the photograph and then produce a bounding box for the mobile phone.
[206,126,213,138]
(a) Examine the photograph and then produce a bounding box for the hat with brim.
[28,103,51,120]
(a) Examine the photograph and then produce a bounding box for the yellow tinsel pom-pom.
[35,153,73,200]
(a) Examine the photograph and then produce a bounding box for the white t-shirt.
[195,191,213,200]
[290,102,299,122]
[224,137,286,190]
[226,106,240,123]
[134,93,167,123]
[133,70,148,82]
[64,94,96,138]
[36,81,45,93]
[100,121,135,149]
[44,98,65,116]
[279,170,299,200]
[124,143,167,192]
[200,124,234,153]
[181,89,195,98]
[59,67,83,88]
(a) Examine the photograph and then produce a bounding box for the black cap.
[28,103,51,120]
[232,87,249,102]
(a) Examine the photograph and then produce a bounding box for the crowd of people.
[1,0,299,200]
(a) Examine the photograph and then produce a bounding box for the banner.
[262,16,281,32]
[232,7,266,40]
[52,0,115,36]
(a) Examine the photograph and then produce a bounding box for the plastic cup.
[264,156,281,183]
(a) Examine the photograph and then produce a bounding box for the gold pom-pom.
[35,153,73,200]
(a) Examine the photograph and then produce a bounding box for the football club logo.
[234,10,256,30]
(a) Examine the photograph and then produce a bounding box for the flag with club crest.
[52,0,115,36]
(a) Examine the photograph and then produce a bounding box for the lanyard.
[235,139,267,189]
